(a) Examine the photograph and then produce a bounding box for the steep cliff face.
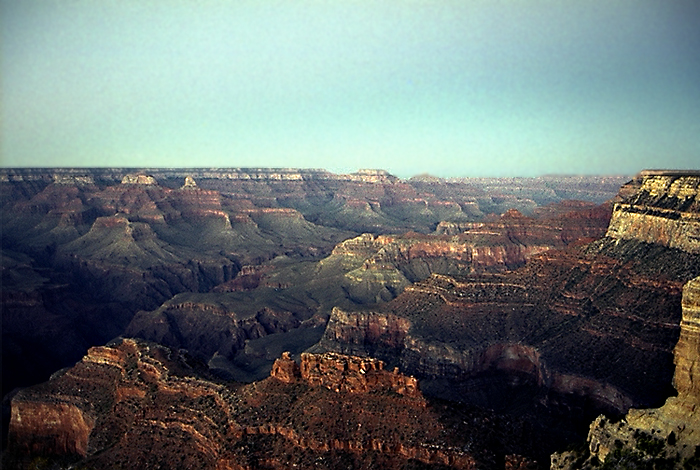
[606,171,700,253]
[673,276,700,408]
[317,307,412,356]
[551,276,700,470]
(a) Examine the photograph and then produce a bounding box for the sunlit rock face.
[549,171,700,470]
[121,173,157,185]
[606,171,700,254]
[673,276,700,407]
[271,351,422,398]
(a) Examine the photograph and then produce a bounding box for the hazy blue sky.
[2,0,699,177]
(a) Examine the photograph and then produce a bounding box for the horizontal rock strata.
[606,173,700,253]
[551,275,700,470]
[317,171,700,421]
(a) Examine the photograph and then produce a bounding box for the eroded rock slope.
[5,339,541,469]
[315,171,700,427]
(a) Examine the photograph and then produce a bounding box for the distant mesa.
[181,175,197,189]
[408,173,444,183]
[121,173,157,185]
[639,169,700,177]
[53,174,95,186]
[350,169,399,183]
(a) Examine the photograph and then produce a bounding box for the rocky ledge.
[606,171,700,253]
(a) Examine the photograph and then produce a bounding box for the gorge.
[2,168,699,469]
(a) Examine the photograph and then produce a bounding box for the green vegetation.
[636,433,665,457]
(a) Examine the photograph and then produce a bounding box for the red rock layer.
[6,340,492,469]
[271,351,422,398]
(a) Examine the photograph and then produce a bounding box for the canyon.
[2,168,619,396]
[3,168,699,469]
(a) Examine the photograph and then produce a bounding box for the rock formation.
[272,351,422,398]
[551,275,700,470]
[8,340,536,469]
[315,171,700,443]
[606,170,700,254]
[121,173,158,185]
[182,175,198,189]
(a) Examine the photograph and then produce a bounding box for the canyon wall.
[551,275,700,470]
[606,171,700,253]
[317,171,700,419]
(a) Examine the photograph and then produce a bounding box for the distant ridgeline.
[0,167,398,183]
[0,167,628,205]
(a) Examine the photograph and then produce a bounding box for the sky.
[1,0,699,178]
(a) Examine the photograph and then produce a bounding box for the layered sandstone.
[319,205,611,305]
[673,276,700,408]
[271,351,421,398]
[302,352,420,397]
[606,171,700,253]
[319,241,689,412]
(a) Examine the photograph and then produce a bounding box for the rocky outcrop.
[299,352,421,397]
[6,339,510,469]
[271,351,421,398]
[606,171,700,253]
[5,339,237,469]
[182,175,198,189]
[672,276,700,408]
[9,401,95,458]
[121,173,158,185]
[551,276,700,470]
[126,295,303,366]
[317,307,412,356]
